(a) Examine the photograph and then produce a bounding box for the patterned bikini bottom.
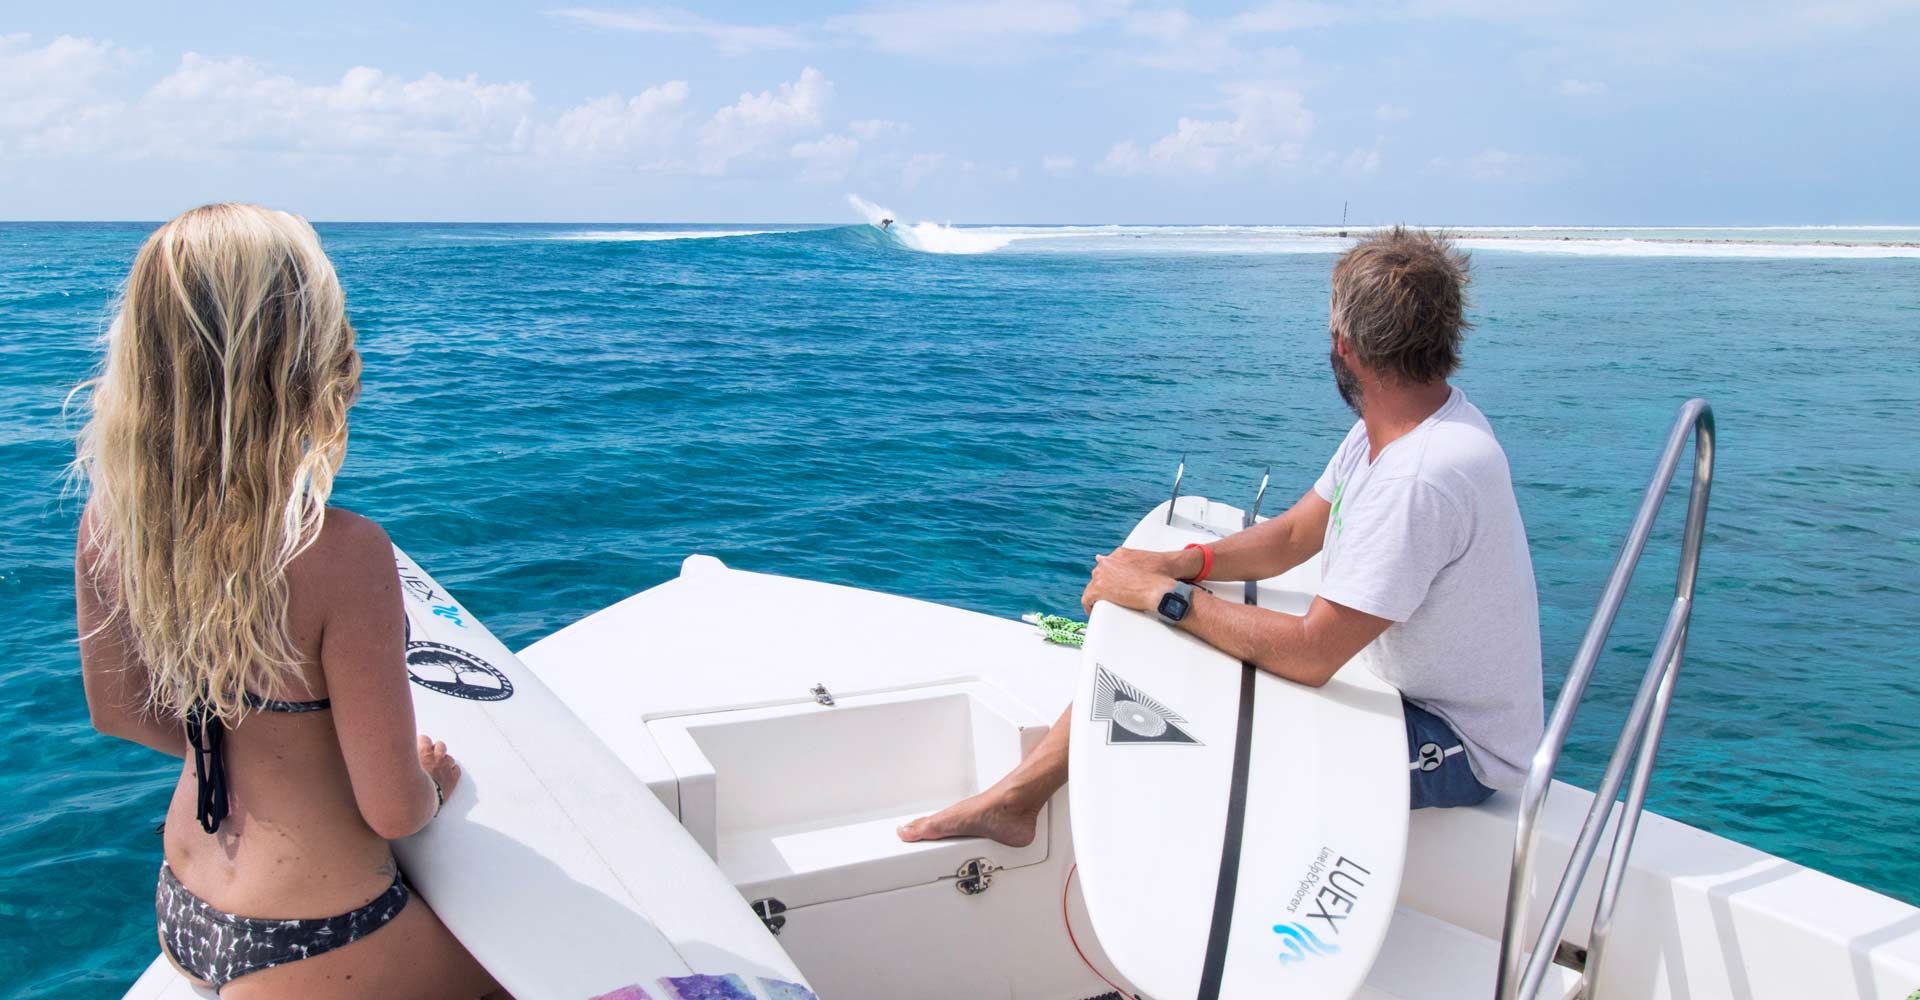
[155,861,411,989]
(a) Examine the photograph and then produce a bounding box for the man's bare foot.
[897,789,1042,848]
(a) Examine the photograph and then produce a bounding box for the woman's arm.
[76,504,187,757]
[318,513,446,840]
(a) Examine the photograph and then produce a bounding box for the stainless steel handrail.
[1494,399,1716,1000]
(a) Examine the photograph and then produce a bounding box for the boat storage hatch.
[647,679,1052,909]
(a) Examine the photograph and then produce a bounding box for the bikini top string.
[184,701,229,834]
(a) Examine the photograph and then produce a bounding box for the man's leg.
[897,704,1072,847]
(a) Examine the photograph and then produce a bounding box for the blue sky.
[3,1,1916,223]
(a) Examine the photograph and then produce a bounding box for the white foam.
[846,194,894,228]
[548,229,778,242]
[893,222,1021,255]
[844,193,1018,255]
[1452,237,1920,259]
[837,206,1920,258]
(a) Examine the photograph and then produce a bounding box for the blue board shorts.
[1404,700,1497,810]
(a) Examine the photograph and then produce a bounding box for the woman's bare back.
[145,510,400,915]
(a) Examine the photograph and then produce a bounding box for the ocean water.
[2,221,1916,997]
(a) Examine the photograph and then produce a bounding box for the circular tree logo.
[405,641,514,701]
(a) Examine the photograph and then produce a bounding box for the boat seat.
[1358,907,1583,1000]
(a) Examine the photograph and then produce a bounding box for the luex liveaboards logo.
[1276,847,1371,965]
[395,557,515,702]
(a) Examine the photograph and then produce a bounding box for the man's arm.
[1113,489,1331,583]
[1179,591,1389,688]
[1082,551,1390,688]
[1209,488,1331,582]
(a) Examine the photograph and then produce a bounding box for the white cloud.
[1343,141,1383,175]
[830,0,1091,57]
[545,82,690,164]
[1430,147,1575,182]
[902,152,947,190]
[1401,0,1575,19]
[0,42,856,186]
[1465,149,1517,179]
[1558,78,1606,96]
[697,66,831,172]
[1120,9,1242,71]
[1233,1,1347,32]
[1041,153,1077,175]
[1375,103,1411,121]
[549,7,806,55]
[1794,0,1920,30]
[142,54,538,159]
[790,133,860,180]
[1114,7,1308,74]
[0,34,133,149]
[848,117,907,140]
[978,161,1022,183]
[1102,84,1314,176]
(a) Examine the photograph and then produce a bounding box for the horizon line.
[3,219,1917,229]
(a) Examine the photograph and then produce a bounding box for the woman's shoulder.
[317,507,391,551]
[293,508,397,590]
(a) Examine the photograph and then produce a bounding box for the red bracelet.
[1183,543,1214,583]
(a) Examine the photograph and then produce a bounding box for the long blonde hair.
[75,204,361,723]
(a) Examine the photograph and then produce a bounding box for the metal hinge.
[751,897,787,935]
[950,857,1001,895]
[811,683,834,706]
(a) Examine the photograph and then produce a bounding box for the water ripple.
[1,222,1916,996]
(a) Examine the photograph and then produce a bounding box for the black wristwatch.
[1156,581,1195,625]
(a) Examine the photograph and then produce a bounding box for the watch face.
[1158,591,1191,621]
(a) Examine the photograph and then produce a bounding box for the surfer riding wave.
[846,193,1015,254]
[900,227,1546,847]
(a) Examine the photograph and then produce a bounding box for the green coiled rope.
[1023,612,1087,647]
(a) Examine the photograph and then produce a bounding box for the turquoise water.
[2,221,1916,996]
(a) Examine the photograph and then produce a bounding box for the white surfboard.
[1069,496,1408,1000]
[124,546,814,1000]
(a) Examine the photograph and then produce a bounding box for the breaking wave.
[454,211,1920,260]
[837,197,1920,259]
[845,194,1018,254]
[547,229,783,242]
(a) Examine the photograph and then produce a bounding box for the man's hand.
[1081,549,1181,614]
[1104,545,1200,580]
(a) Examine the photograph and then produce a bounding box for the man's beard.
[1330,349,1364,417]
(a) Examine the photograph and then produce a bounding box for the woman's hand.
[417,734,462,805]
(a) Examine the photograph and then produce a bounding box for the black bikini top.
[185,691,331,834]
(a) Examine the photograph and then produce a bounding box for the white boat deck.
[121,551,1920,1000]
[1361,908,1580,999]
[522,555,1920,1000]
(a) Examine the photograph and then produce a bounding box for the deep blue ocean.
[2,221,1916,997]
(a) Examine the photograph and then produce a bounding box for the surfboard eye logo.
[406,641,515,702]
[1272,922,1341,965]
[1091,665,1200,746]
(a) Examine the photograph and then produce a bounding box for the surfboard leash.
[1063,863,1142,999]
[1024,612,1088,647]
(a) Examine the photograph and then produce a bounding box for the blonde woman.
[75,204,503,998]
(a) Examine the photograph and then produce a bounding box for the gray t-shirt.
[1311,388,1543,790]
